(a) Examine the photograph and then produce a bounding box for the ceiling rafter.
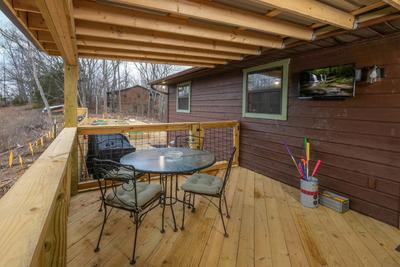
[78,53,216,68]
[75,22,262,55]
[248,0,356,29]
[78,47,227,65]
[76,37,243,60]
[74,0,285,48]
[12,0,40,13]
[98,0,313,40]
[384,0,400,10]
[283,8,400,49]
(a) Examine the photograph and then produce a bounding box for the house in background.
[151,32,400,227]
[107,85,149,115]
[107,85,167,121]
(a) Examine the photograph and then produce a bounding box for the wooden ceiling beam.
[36,31,55,43]
[78,47,228,65]
[43,42,59,51]
[75,22,261,55]
[266,9,281,17]
[12,0,40,13]
[78,53,215,68]
[26,12,48,31]
[312,7,398,39]
[74,0,285,48]
[35,0,78,65]
[351,2,387,16]
[356,6,398,25]
[284,8,400,49]
[76,37,243,60]
[310,2,387,30]
[249,0,356,29]
[384,0,400,10]
[99,0,313,40]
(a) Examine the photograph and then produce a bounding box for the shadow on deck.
[67,167,400,267]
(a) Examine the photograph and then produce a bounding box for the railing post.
[189,123,201,149]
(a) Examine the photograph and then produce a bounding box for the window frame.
[176,81,191,113]
[242,58,290,120]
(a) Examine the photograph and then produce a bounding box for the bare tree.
[29,44,52,121]
[134,63,181,87]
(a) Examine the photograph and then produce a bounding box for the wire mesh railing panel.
[77,121,238,183]
[78,129,190,182]
[202,127,234,162]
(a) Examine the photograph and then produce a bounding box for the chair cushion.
[181,173,223,195]
[105,182,162,209]
[103,168,145,180]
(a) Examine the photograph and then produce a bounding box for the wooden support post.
[233,123,240,165]
[64,64,78,127]
[64,63,79,195]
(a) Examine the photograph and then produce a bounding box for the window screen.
[177,82,190,112]
[242,59,289,120]
[247,67,283,114]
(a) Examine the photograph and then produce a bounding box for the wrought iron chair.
[93,159,165,265]
[180,147,236,237]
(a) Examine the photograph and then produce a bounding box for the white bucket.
[300,177,319,208]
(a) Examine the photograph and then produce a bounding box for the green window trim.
[242,58,290,120]
[176,81,191,113]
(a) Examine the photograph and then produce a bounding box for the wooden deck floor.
[67,167,400,267]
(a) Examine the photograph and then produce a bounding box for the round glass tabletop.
[120,147,216,174]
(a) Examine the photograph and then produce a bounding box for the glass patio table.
[120,147,216,232]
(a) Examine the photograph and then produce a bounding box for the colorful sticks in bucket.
[284,137,322,181]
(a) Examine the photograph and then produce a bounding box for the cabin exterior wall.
[168,36,400,227]
[107,85,150,115]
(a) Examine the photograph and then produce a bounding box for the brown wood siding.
[168,36,400,227]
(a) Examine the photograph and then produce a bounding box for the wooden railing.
[77,120,240,190]
[0,128,77,267]
[0,120,238,265]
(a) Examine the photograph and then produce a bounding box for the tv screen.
[299,64,355,98]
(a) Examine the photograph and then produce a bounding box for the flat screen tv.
[299,64,355,99]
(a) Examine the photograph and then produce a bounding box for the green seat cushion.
[105,182,161,209]
[103,168,145,181]
[181,173,223,195]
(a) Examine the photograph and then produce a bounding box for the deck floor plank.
[236,169,255,267]
[199,167,240,266]
[67,167,400,267]
[271,179,310,267]
[218,167,248,267]
[254,173,273,267]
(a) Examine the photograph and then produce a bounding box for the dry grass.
[0,105,54,198]
[0,105,50,152]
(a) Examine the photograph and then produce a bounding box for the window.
[176,81,191,113]
[243,59,290,120]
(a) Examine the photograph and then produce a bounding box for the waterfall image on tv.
[299,64,355,98]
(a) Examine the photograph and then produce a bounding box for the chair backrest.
[220,147,237,194]
[174,135,204,150]
[93,158,139,210]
